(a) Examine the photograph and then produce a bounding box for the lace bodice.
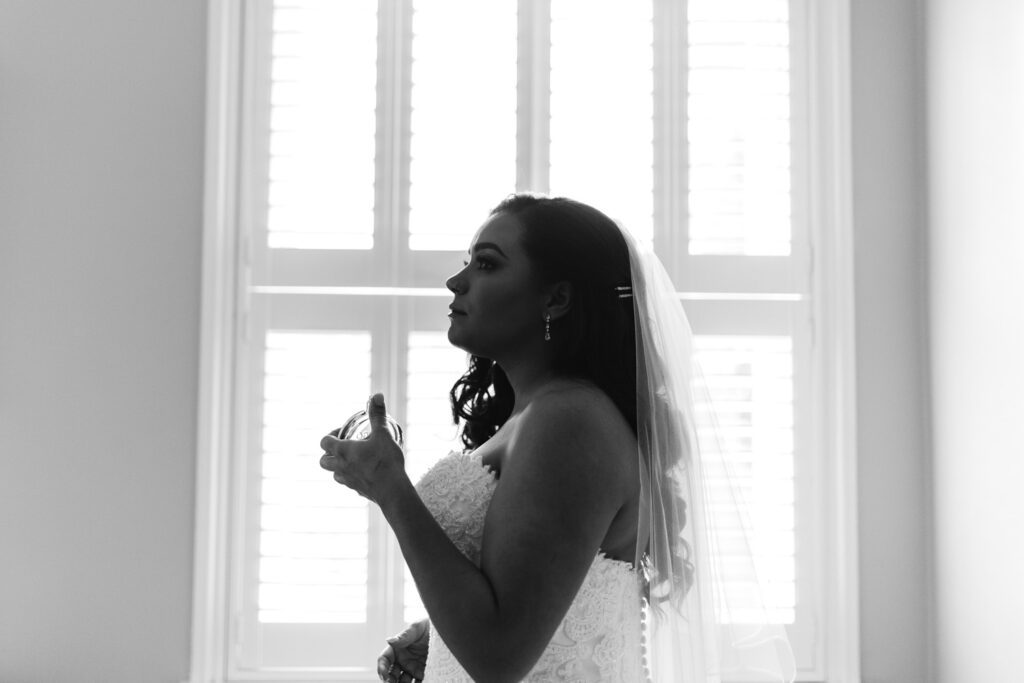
[414,450,645,682]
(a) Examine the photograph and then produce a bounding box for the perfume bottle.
[337,409,404,447]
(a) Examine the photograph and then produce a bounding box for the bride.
[320,195,794,682]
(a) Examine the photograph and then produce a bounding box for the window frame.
[188,1,860,681]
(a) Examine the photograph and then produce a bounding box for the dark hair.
[449,194,637,449]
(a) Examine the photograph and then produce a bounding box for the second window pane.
[409,0,518,251]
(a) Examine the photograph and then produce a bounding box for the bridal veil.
[623,228,796,683]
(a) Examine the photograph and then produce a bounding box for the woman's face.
[445,213,547,360]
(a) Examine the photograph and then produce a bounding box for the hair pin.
[615,285,633,299]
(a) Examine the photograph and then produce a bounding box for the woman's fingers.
[400,659,426,680]
[387,667,418,683]
[319,434,341,473]
[377,645,394,680]
[379,620,428,681]
[380,663,420,683]
[320,433,341,455]
[393,647,427,679]
[319,395,404,504]
[366,393,389,435]
[385,620,416,646]
[381,620,427,678]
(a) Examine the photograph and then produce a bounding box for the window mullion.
[373,0,414,639]
[233,0,272,671]
[652,0,688,284]
[376,0,413,285]
[517,0,551,193]
[242,0,273,290]
[789,0,813,300]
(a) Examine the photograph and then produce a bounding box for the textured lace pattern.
[415,451,645,682]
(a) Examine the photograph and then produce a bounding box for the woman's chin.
[447,329,486,358]
[446,327,465,349]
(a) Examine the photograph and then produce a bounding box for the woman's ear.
[544,281,573,321]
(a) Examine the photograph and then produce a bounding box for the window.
[193,1,858,681]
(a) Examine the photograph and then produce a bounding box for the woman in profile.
[321,195,793,682]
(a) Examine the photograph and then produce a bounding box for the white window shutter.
[222,0,820,677]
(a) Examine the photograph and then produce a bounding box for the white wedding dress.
[415,450,646,682]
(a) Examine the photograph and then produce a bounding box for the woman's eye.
[462,257,495,270]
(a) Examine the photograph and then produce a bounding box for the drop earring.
[544,313,551,341]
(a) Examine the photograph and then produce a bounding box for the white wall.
[0,1,205,681]
[926,1,1024,681]
[850,1,932,681]
[0,1,945,682]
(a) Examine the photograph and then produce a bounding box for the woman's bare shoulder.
[529,379,630,428]
[513,380,636,470]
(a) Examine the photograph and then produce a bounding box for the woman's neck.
[500,361,591,417]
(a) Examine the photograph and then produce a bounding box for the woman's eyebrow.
[469,242,508,258]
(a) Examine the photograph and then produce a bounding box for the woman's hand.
[377,619,429,683]
[320,393,407,506]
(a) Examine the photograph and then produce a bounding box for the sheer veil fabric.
[623,229,796,683]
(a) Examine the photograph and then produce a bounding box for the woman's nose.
[446,272,464,294]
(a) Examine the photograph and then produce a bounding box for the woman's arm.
[322,391,634,683]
